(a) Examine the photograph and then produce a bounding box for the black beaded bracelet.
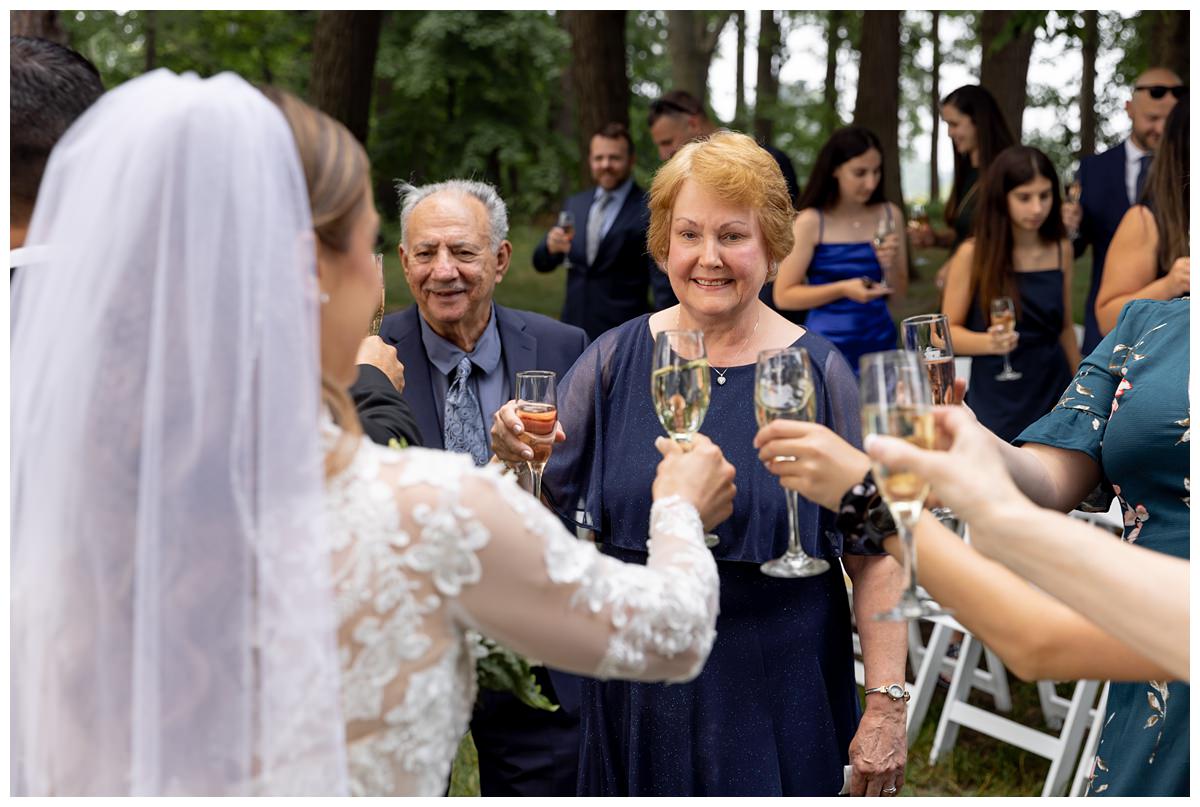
[835,470,896,556]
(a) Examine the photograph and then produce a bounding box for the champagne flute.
[860,350,951,620]
[873,212,895,247]
[900,313,956,406]
[754,347,830,578]
[907,202,929,268]
[556,210,575,270]
[515,370,557,499]
[990,297,1023,381]
[369,252,386,336]
[1064,168,1082,240]
[901,313,960,532]
[651,329,719,548]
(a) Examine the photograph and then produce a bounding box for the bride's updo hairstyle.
[260,86,368,474]
[646,130,795,282]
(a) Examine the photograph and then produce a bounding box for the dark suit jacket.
[1076,142,1133,353]
[350,364,424,448]
[379,303,588,451]
[532,182,660,341]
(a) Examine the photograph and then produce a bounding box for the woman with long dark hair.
[940,145,1082,441]
[773,126,906,375]
[1095,96,1190,334]
[913,85,1016,288]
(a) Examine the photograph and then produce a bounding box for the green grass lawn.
[398,224,1096,796]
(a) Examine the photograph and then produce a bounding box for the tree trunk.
[734,11,746,130]
[853,11,904,208]
[309,11,384,145]
[554,14,579,200]
[979,11,1038,138]
[666,11,732,110]
[822,10,843,134]
[1154,11,1189,81]
[562,11,630,186]
[10,10,65,43]
[144,10,158,72]
[754,10,782,143]
[930,10,941,203]
[1078,11,1099,160]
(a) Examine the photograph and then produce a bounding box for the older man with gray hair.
[378,179,587,796]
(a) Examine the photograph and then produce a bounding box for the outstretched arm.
[452,434,734,682]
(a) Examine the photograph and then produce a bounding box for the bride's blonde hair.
[260,86,369,476]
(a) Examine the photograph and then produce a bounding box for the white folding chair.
[1070,681,1111,797]
[930,631,1103,797]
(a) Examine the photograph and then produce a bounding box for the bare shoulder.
[794,207,821,234]
[760,304,806,345]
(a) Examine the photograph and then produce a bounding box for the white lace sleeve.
[449,467,720,683]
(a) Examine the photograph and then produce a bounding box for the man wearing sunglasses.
[1063,67,1184,354]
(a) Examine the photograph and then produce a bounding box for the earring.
[319,292,331,304]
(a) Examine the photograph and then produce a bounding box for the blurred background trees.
[18,8,1188,226]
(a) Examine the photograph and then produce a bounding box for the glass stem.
[785,488,803,557]
[1003,352,1014,375]
[898,515,920,605]
[528,462,545,499]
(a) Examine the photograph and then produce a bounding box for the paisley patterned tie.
[443,356,489,466]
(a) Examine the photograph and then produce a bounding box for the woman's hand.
[1165,256,1190,298]
[490,399,566,465]
[753,420,870,510]
[840,277,894,305]
[652,434,736,531]
[848,704,907,797]
[985,324,1019,355]
[864,406,1032,548]
[872,233,900,274]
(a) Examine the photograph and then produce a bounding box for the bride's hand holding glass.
[753,420,870,511]
[652,433,737,532]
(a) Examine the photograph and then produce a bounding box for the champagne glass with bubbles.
[652,330,719,548]
[860,350,952,620]
[990,297,1022,381]
[515,370,558,499]
[901,313,960,531]
[754,347,830,578]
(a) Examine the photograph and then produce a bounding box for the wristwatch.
[864,683,911,702]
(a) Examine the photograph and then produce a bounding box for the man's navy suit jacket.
[1076,141,1135,354]
[532,182,665,341]
[379,303,588,453]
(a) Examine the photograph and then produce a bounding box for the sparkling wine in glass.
[369,252,386,336]
[908,202,930,267]
[754,347,830,578]
[873,213,895,247]
[556,210,575,270]
[515,370,557,499]
[1065,168,1082,240]
[652,329,718,548]
[901,313,956,406]
[860,350,951,620]
[990,297,1023,381]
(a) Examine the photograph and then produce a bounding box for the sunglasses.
[1135,84,1187,100]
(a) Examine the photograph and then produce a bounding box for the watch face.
[886,684,905,699]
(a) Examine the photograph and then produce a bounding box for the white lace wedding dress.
[323,432,720,796]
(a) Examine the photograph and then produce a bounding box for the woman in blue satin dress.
[774,127,906,375]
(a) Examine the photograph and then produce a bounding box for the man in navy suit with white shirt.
[1063,67,1183,353]
[533,122,670,339]
[379,179,587,796]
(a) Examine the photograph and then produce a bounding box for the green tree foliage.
[372,11,573,220]
[62,10,315,93]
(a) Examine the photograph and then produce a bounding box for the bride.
[10,70,735,796]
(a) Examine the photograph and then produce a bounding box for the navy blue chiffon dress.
[964,251,1074,442]
[542,314,869,796]
[803,209,898,376]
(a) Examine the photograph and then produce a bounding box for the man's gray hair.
[396,179,509,251]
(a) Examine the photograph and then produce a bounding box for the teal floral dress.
[1016,297,1190,797]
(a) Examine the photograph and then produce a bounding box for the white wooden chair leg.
[929,633,983,763]
[1042,680,1101,797]
[906,620,954,747]
[1070,682,1110,797]
[981,647,1012,712]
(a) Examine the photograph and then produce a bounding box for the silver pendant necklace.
[679,308,761,386]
